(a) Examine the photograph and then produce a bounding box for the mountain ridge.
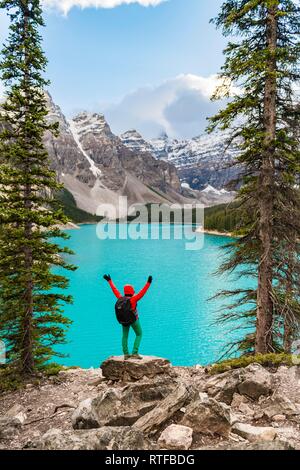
[43,94,236,214]
[120,128,242,191]
[44,95,196,217]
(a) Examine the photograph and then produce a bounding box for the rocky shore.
[1,356,300,451]
[195,227,235,237]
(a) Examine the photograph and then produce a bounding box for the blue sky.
[0,0,228,138]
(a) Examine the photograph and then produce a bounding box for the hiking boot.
[124,355,131,360]
[131,354,143,360]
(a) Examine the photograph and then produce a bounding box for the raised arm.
[103,274,122,299]
[132,276,152,302]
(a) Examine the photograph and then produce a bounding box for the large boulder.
[5,404,27,424]
[272,366,300,403]
[26,426,150,451]
[158,424,193,450]
[181,395,232,438]
[262,394,300,419]
[232,422,277,442]
[101,356,173,382]
[134,385,189,436]
[204,364,274,404]
[204,371,241,405]
[237,364,273,400]
[0,416,23,439]
[72,381,175,429]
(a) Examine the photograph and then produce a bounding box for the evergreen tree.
[209,0,300,355]
[0,0,75,376]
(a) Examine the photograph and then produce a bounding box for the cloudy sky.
[0,0,227,139]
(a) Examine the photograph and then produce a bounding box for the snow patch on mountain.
[72,112,109,137]
[120,129,153,154]
[150,131,240,170]
[121,127,241,191]
[69,118,102,178]
[202,185,223,195]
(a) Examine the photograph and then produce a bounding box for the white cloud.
[105,74,238,139]
[43,0,166,15]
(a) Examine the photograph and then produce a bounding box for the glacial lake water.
[55,224,250,368]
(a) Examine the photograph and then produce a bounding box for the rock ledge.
[101,356,172,382]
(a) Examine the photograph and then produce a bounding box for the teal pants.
[122,319,142,355]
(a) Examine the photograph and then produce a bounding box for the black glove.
[148,276,153,284]
[103,274,111,282]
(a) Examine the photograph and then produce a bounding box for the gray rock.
[158,424,193,450]
[134,385,189,436]
[204,364,274,404]
[231,393,250,408]
[5,404,24,417]
[0,416,22,439]
[272,415,286,422]
[238,403,255,418]
[204,370,241,405]
[272,366,300,405]
[181,396,232,437]
[276,422,300,450]
[5,404,27,424]
[26,426,150,450]
[232,422,277,442]
[240,440,294,450]
[202,440,295,450]
[72,381,175,429]
[72,398,99,429]
[262,394,300,419]
[237,364,273,400]
[101,356,173,382]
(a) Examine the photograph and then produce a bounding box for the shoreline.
[196,227,235,238]
[61,222,236,238]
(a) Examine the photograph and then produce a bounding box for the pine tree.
[0,0,75,377]
[209,0,300,356]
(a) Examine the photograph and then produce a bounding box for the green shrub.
[209,353,299,374]
[38,363,65,377]
[0,367,22,393]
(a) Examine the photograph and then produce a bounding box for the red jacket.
[108,280,151,319]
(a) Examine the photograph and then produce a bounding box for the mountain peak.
[120,129,153,154]
[121,129,144,140]
[159,131,169,141]
[121,127,240,191]
[72,111,111,137]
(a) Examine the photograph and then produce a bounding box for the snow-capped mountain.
[154,132,241,191]
[120,129,154,155]
[149,132,170,160]
[121,128,242,191]
[1,95,237,214]
[43,95,192,215]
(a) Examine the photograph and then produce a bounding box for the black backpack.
[115,297,136,326]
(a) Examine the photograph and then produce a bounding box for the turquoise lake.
[56,224,248,368]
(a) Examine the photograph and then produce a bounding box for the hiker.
[103,274,153,359]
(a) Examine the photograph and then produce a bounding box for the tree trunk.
[283,250,295,353]
[255,3,278,354]
[21,220,34,376]
[284,317,293,353]
[20,7,34,376]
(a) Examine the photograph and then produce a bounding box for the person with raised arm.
[103,274,153,359]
